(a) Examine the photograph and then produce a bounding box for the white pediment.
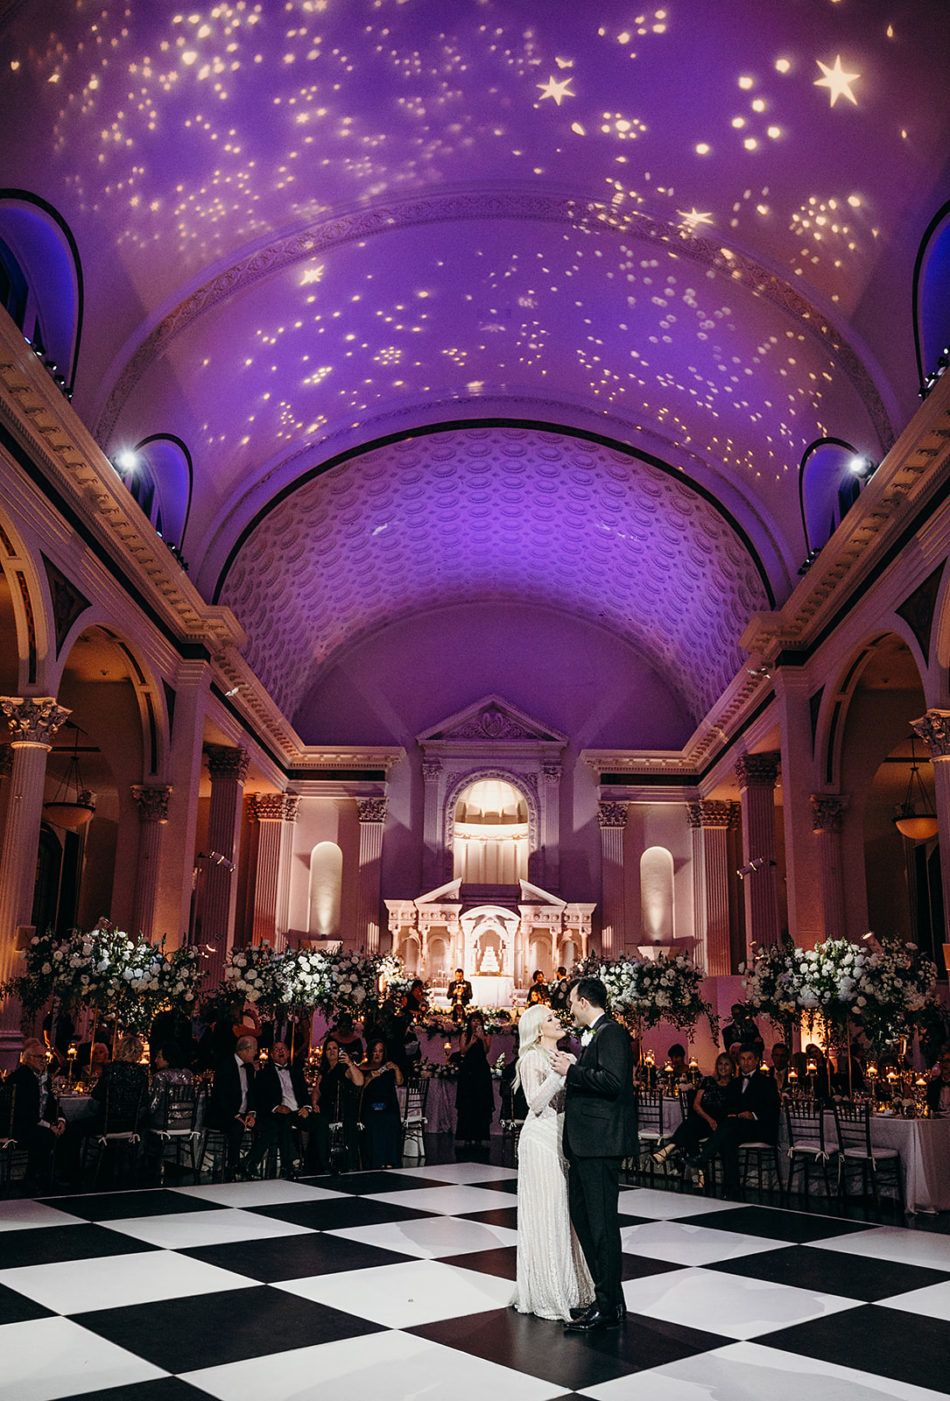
[417,695,568,747]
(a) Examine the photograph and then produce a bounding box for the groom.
[552,977,638,1332]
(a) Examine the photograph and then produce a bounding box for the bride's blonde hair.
[513,1003,549,1091]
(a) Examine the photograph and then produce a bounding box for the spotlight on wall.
[113,449,139,476]
[848,454,876,478]
[198,850,235,871]
[746,664,772,679]
[736,857,776,880]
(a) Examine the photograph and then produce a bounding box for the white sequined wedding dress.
[511,1048,594,1321]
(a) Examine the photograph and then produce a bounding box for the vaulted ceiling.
[2,0,948,724]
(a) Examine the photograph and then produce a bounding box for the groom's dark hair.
[570,977,608,1011]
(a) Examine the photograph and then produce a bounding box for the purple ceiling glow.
[1,0,948,717]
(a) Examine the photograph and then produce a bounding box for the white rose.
[41,962,52,974]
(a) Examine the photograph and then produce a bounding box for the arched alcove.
[914,201,950,390]
[308,841,343,936]
[640,846,675,943]
[0,193,82,393]
[126,435,194,554]
[453,777,529,884]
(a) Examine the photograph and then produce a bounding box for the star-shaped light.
[814,55,860,107]
[537,75,575,106]
[678,208,714,230]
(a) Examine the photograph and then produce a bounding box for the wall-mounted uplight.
[848,454,876,478]
[113,449,139,476]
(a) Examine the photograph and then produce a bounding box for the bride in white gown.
[511,1004,594,1321]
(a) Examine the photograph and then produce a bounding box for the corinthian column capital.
[204,744,250,784]
[911,710,950,761]
[356,796,388,824]
[131,784,173,823]
[810,793,847,833]
[598,800,629,829]
[735,751,780,789]
[0,696,70,748]
[686,799,739,829]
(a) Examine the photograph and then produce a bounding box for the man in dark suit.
[208,1035,257,1180]
[552,977,638,1333]
[926,1054,950,1116]
[0,1039,68,1191]
[689,1045,780,1196]
[449,968,473,1022]
[244,1040,312,1178]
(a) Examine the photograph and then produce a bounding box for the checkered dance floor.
[4,1162,950,1400]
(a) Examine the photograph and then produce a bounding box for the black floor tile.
[249,1197,437,1230]
[48,1190,220,1221]
[76,1285,384,1371]
[762,1305,950,1395]
[0,1281,55,1325]
[438,1245,519,1280]
[58,1379,210,1401]
[678,1204,870,1243]
[314,1171,449,1195]
[706,1242,950,1302]
[182,1230,414,1282]
[410,1305,728,1390]
[0,1223,159,1269]
[460,1205,519,1230]
[621,1252,687,1282]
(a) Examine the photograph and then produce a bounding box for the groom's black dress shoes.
[569,1304,594,1320]
[564,1305,625,1333]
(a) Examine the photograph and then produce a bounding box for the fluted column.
[687,799,739,975]
[735,752,781,956]
[130,785,172,939]
[249,793,298,948]
[356,797,387,954]
[598,800,628,958]
[775,671,823,947]
[810,795,848,940]
[541,763,562,890]
[910,710,950,945]
[421,758,443,888]
[0,744,12,855]
[0,697,70,1053]
[198,745,249,984]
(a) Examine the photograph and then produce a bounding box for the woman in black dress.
[455,1012,494,1145]
[307,1037,364,1172]
[360,1038,404,1169]
[653,1052,734,1166]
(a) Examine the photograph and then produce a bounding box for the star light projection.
[814,55,861,108]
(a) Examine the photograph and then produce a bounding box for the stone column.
[598,800,628,958]
[687,799,739,976]
[153,661,211,948]
[356,797,387,954]
[735,752,781,957]
[0,697,70,1056]
[775,670,824,947]
[130,785,172,940]
[198,745,249,984]
[541,763,562,891]
[248,793,298,949]
[0,744,12,854]
[810,794,848,941]
[910,710,950,946]
[421,758,443,889]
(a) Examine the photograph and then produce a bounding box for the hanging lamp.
[44,725,96,830]
[893,736,938,841]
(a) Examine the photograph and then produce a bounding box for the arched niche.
[0,192,82,394]
[308,841,342,936]
[126,434,194,554]
[640,846,675,943]
[452,777,529,884]
[798,437,866,557]
[914,201,950,390]
[443,767,540,885]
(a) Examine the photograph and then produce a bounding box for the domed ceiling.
[1,0,948,726]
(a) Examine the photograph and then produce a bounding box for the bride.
[510,1003,594,1321]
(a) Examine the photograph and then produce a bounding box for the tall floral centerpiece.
[572,952,718,1045]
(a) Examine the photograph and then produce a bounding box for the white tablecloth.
[866,1114,950,1212]
[399,1079,503,1134]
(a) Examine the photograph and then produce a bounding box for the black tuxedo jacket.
[208,1056,255,1128]
[252,1062,309,1115]
[563,1016,638,1159]
[1,1064,61,1136]
[724,1069,780,1141]
[926,1079,950,1114]
[450,980,473,1006]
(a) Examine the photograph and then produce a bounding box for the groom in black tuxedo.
[552,977,638,1332]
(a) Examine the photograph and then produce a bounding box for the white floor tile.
[580,1340,950,1401]
[171,1180,346,1207]
[618,1187,747,1220]
[0,1200,85,1232]
[274,1256,513,1326]
[326,1214,518,1259]
[386,1162,518,1184]
[180,1328,564,1401]
[878,1278,950,1322]
[619,1219,793,1266]
[620,1263,858,1340]
[810,1226,950,1272]
[0,1249,252,1315]
[363,1183,515,1214]
[0,1315,166,1401]
[100,1207,314,1249]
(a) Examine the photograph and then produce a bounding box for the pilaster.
[356,796,387,954]
[598,800,628,957]
[687,799,739,975]
[130,785,172,940]
[735,750,781,956]
[197,745,249,983]
[911,710,950,944]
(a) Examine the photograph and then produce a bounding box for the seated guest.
[769,1042,791,1095]
[90,1035,149,1131]
[0,1039,67,1192]
[308,1037,363,1173]
[76,1041,110,1080]
[687,1046,780,1198]
[722,1003,764,1058]
[654,1052,733,1169]
[526,970,549,1006]
[207,1035,257,1181]
[148,1042,194,1129]
[244,1041,312,1179]
[406,979,430,1017]
[666,1044,689,1082]
[927,1055,950,1116]
[327,1012,364,1063]
[359,1038,404,1170]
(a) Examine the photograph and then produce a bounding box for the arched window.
[308,841,342,937]
[453,778,529,884]
[125,435,194,552]
[640,846,674,943]
[0,193,82,395]
[798,437,868,559]
[914,202,950,393]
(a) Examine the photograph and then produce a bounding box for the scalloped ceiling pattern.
[220,426,769,722]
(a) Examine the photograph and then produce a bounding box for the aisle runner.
[3,1164,950,1399]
